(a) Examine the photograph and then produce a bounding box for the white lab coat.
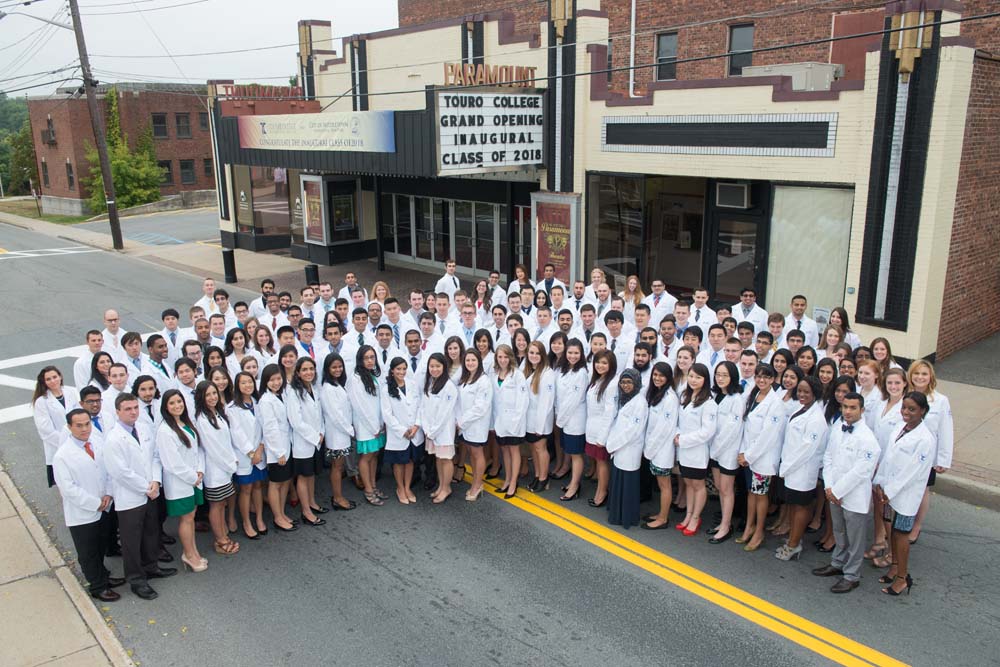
[123,355,145,386]
[730,303,769,335]
[196,413,238,488]
[101,327,128,364]
[534,277,567,298]
[349,374,383,442]
[555,367,589,436]
[740,389,786,476]
[525,367,557,436]
[228,402,264,476]
[644,391,680,469]
[155,422,205,501]
[103,420,161,511]
[873,398,905,465]
[73,352,94,390]
[641,292,678,327]
[159,327,184,365]
[420,382,458,446]
[923,392,954,469]
[261,311,290,334]
[284,386,324,460]
[779,402,829,492]
[606,396,648,471]
[875,422,935,516]
[782,314,819,349]
[676,399,718,469]
[141,356,174,395]
[258,392,291,464]
[696,346,726,376]
[380,379,423,451]
[33,388,80,466]
[435,273,460,299]
[492,370,529,438]
[458,374,493,444]
[585,380,618,447]
[822,420,880,514]
[53,437,109,527]
[607,334,634,372]
[319,382,355,452]
[373,344,403,377]
[136,398,161,432]
[710,393,744,470]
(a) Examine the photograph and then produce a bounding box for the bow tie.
[841,424,854,433]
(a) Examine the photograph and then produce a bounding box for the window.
[203,158,213,178]
[607,39,613,83]
[728,24,754,76]
[65,162,75,190]
[199,112,209,131]
[41,161,49,187]
[152,113,168,138]
[175,113,191,138]
[656,32,678,81]
[159,160,173,184]
[179,159,196,184]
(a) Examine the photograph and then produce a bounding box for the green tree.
[6,119,38,195]
[83,87,162,212]
[0,93,28,135]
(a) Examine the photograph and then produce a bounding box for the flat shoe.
[311,505,330,514]
[709,531,732,545]
[641,522,669,530]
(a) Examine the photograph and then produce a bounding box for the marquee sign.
[436,89,544,175]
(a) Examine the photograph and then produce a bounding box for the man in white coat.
[193,278,220,319]
[74,330,105,389]
[372,324,402,376]
[690,287,718,336]
[103,393,175,600]
[141,335,175,395]
[534,263,566,300]
[446,304,482,350]
[402,330,428,387]
[782,294,820,349]
[641,279,678,327]
[435,259,460,300]
[53,409,125,601]
[101,309,128,363]
[731,287,769,335]
[812,393,880,594]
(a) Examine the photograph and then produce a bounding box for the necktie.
[272,317,278,331]
[711,351,718,366]
[130,426,140,443]
[146,405,153,420]
[842,424,854,433]
[421,340,427,351]
[306,344,314,359]
[382,349,388,364]
[324,301,332,312]
[439,320,446,334]
[654,294,660,307]
[611,339,617,352]
[495,327,501,341]
[635,332,641,345]
[392,325,400,346]
[743,306,751,318]
[585,329,592,342]
[664,344,670,358]
[411,356,418,372]
[575,298,581,310]
[796,319,802,330]
[535,327,543,340]
[695,309,701,322]
[92,415,102,432]
[598,303,605,315]
[466,330,473,346]
[132,357,141,370]
[83,441,94,459]
[169,331,176,346]
[357,333,364,346]
[741,379,748,389]
[452,276,458,288]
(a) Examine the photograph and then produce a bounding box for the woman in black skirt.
[605,369,649,529]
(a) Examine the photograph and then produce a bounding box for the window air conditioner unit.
[716,182,750,209]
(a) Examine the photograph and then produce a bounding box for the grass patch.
[0,198,91,224]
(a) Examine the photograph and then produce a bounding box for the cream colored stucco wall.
[482,19,549,75]
[365,26,463,111]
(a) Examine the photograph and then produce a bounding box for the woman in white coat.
[641,361,679,529]
[737,364,786,552]
[319,353,357,511]
[381,357,424,505]
[524,341,556,492]
[875,392,936,596]
[352,346,386,506]
[457,350,493,501]
[776,376,828,561]
[555,340,589,502]
[156,389,207,572]
[493,344,529,499]
[905,360,953,544]
[286,357,326,526]
[707,361,744,543]
[194,381,240,556]
[674,363,718,537]
[229,371,268,539]
[868,368,907,567]
[258,364,296,532]
[585,350,619,508]
[420,353,459,504]
[605,369,648,529]
[32,366,80,487]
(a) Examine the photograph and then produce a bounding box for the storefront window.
[233,165,254,234]
[327,180,360,244]
[395,194,412,256]
[289,169,304,245]
[643,176,705,295]
[380,193,396,254]
[251,166,290,236]
[586,174,643,292]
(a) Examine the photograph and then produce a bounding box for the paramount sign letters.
[442,63,539,88]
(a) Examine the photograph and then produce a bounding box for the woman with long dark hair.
[642,361,679,529]
[707,361,743,543]
[381,356,424,505]
[230,371,268,539]
[457,349,493,500]
[319,353,356,511]
[493,345,529,499]
[286,357,326,526]
[258,364,296,532]
[674,363,717,536]
[524,341,556,492]
[194,380,240,555]
[737,364,785,551]
[585,350,618,508]
[32,366,80,487]
[351,345,385,506]
[555,340,590,501]
[89,351,113,390]
[421,353,459,504]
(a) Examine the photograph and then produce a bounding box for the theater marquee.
[436,89,545,175]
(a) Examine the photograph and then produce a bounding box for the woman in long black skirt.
[606,369,649,529]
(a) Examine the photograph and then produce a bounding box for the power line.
[0,0,50,10]
[0,75,81,95]
[81,0,174,6]
[0,65,77,83]
[0,6,69,80]
[80,0,208,15]
[0,23,46,52]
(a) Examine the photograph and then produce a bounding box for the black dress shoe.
[273,521,298,532]
[311,505,330,515]
[588,497,607,508]
[158,550,174,563]
[92,589,121,602]
[332,499,357,511]
[148,567,177,579]
[301,515,326,526]
[160,533,177,546]
[640,522,669,530]
[830,578,860,594]
[708,530,732,545]
[107,577,126,588]
[811,565,844,577]
[132,584,158,600]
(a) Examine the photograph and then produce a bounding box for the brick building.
[209,0,1000,361]
[27,82,214,216]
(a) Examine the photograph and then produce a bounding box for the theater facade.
[209,0,995,361]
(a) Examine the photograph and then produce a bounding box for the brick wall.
[937,54,1000,359]
[28,98,94,200]
[397,0,546,36]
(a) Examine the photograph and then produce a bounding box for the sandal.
[214,539,240,555]
[864,542,887,560]
[364,492,384,506]
[873,553,893,569]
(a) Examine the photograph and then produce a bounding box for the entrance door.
[414,197,433,261]
[515,205,532,271]
[432,199,450,263]
[713,217,765,304]
[452,201,474,270]
[475,204,495,272]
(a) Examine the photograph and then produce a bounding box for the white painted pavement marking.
[0,374,40,391]
[0,404,33,424]
[0,344,87,371]
[0,246,101,260]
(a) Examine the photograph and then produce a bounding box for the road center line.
[474,474,907,667]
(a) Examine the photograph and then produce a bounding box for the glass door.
[475,204,496,272]
[714,217,763,304]
[432,199,450,263]
[452,201,474,270]
[515,205,532,272]
[396,196,413,258]
[380,193,397,254]
[414,197,433,261]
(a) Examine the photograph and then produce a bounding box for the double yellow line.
[472,474,906,667]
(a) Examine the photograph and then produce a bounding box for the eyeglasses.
[299,328,315,333]
[82,398,103,404]
[105,318,119,322]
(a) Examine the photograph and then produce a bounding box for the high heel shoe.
[533,478,549,492]
[682,520,701,537]
[587,497,606,508]
[881,575,912,596]
[272,520,298,533]
[675,522,688,531]
[181,554,208,572]
[743,541,762,552]
[816,542,835,553]
[504,489,517,500]
[774,544,803,561]
[465,488,483,502]
[301,515,326,526]
[559,488,580,501]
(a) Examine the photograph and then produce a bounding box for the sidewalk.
[0,468,132,667]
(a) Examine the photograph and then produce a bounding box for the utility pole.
[67,0,124,249]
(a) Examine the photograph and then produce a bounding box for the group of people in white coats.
[36,265,953,602]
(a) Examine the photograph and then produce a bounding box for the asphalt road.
[76,209,219,246]
[1,221,999,667]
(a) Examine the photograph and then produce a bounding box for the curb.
[0,468,134,667]
[932,474,1000,512]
